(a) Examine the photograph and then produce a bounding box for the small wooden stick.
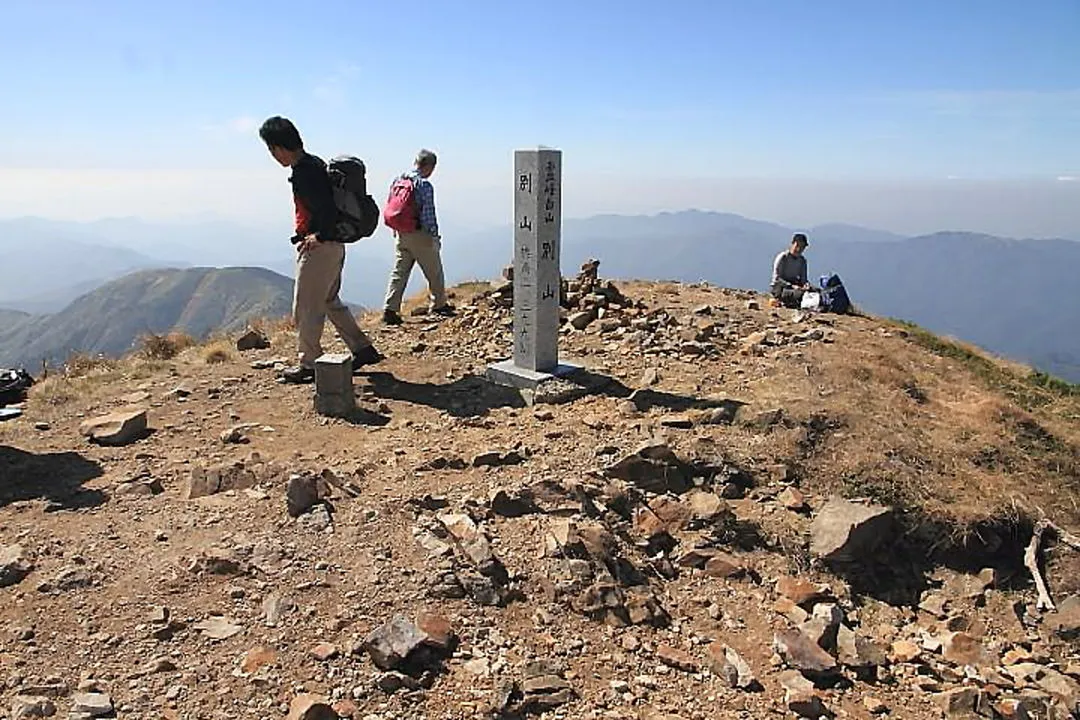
[1025,520,1055,612]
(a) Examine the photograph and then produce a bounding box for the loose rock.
[79,408,147,446]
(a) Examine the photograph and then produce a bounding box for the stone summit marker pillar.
[487,148,579,389]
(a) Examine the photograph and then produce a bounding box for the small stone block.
[314,353,355,418]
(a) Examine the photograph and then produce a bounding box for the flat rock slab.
[79,408,147,446]
[810,497,894,563]
[70,693,113,717]
[774,628,838,674]
[192,616,243,640]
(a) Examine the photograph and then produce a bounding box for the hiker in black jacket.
[259,116,383,384]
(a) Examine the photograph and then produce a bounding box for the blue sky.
[0,0,1077,235]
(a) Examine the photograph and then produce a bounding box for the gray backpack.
[327,156,380,243]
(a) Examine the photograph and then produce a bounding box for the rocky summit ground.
[2,265,1080,720]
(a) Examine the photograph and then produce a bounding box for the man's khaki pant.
[294,241,372,368]
[383,230,448,313]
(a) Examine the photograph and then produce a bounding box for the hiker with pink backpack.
[381,149,456,325]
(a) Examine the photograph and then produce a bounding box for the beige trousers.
[294,241,372,368]
[383,230,448,312]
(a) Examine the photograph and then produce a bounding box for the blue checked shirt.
[406,170,439,238]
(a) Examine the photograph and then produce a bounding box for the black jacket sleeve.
[292,159,339,241]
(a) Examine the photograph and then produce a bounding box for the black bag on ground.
[327,156,381,242]
[818,273,852,314]
[0,368,34,406]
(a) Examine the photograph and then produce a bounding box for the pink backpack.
[383,175,418,232]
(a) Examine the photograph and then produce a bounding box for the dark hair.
[415,149,437,169]
[259,116,303,152]
[792,232,809,246]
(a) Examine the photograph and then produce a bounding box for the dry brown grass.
[137,331,197,360]
[63,352,119,377]
[201,338,233,365]
[735,325,1080,534]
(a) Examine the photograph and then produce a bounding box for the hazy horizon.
[1,177,1078,243]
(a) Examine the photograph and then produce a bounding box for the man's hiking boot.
[432,304,456,318]
[352,345,384,372]
[382,310,403,326]
[279,366,315,384]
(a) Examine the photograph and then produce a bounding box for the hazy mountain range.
[0,212,1077,382]
[0,267,293,369]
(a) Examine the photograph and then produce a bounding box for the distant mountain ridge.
[0,267,294,369]
[3,211,1077,382]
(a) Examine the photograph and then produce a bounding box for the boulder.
[236,328,271,351]
[79,408,147,446]
[810,497,894,563]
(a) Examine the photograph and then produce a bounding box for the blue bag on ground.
[818,273,851,314]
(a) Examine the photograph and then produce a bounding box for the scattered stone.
[311,643,339,661]
[890,639,922,663]
[236,328,271,351]
[708,643,759,690]
[10,697,57,719]
[362,614,455,671]
[568,311,595,330]
[703,552,745,579]
[285,695,339,720]
[773,628,838,674]
[942,631,994,667]
[185,461,258,499]
[655,645,699,672]
[778,486,808,511]
[437,512,500,574]
[298,503,333,532]
[220,426,247,444]
[641,368,661,386]
[605,440,694,494]
[744,407,783,429]
[240,645,278,675]
[0,544,33,587]
[472,450,525,468]
[774,597,811,624]
[778,670,827,718]
[659,414,694,429]
[70,693,113,718]
[79,408,147,446]
[376,671,420,695]
[518,660,575,712]
[810,497,894,563]
[932,687,983,718]
[836,624,886,672]
[168,381,195,398]
[262,592,294,626]
[863,696,888,715]
[286,473,324,518]
[37,566,93,592]
[1048,595,1080,640]
[187,548,243,576]
[777,576,828,607]
[192,615,243,641]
